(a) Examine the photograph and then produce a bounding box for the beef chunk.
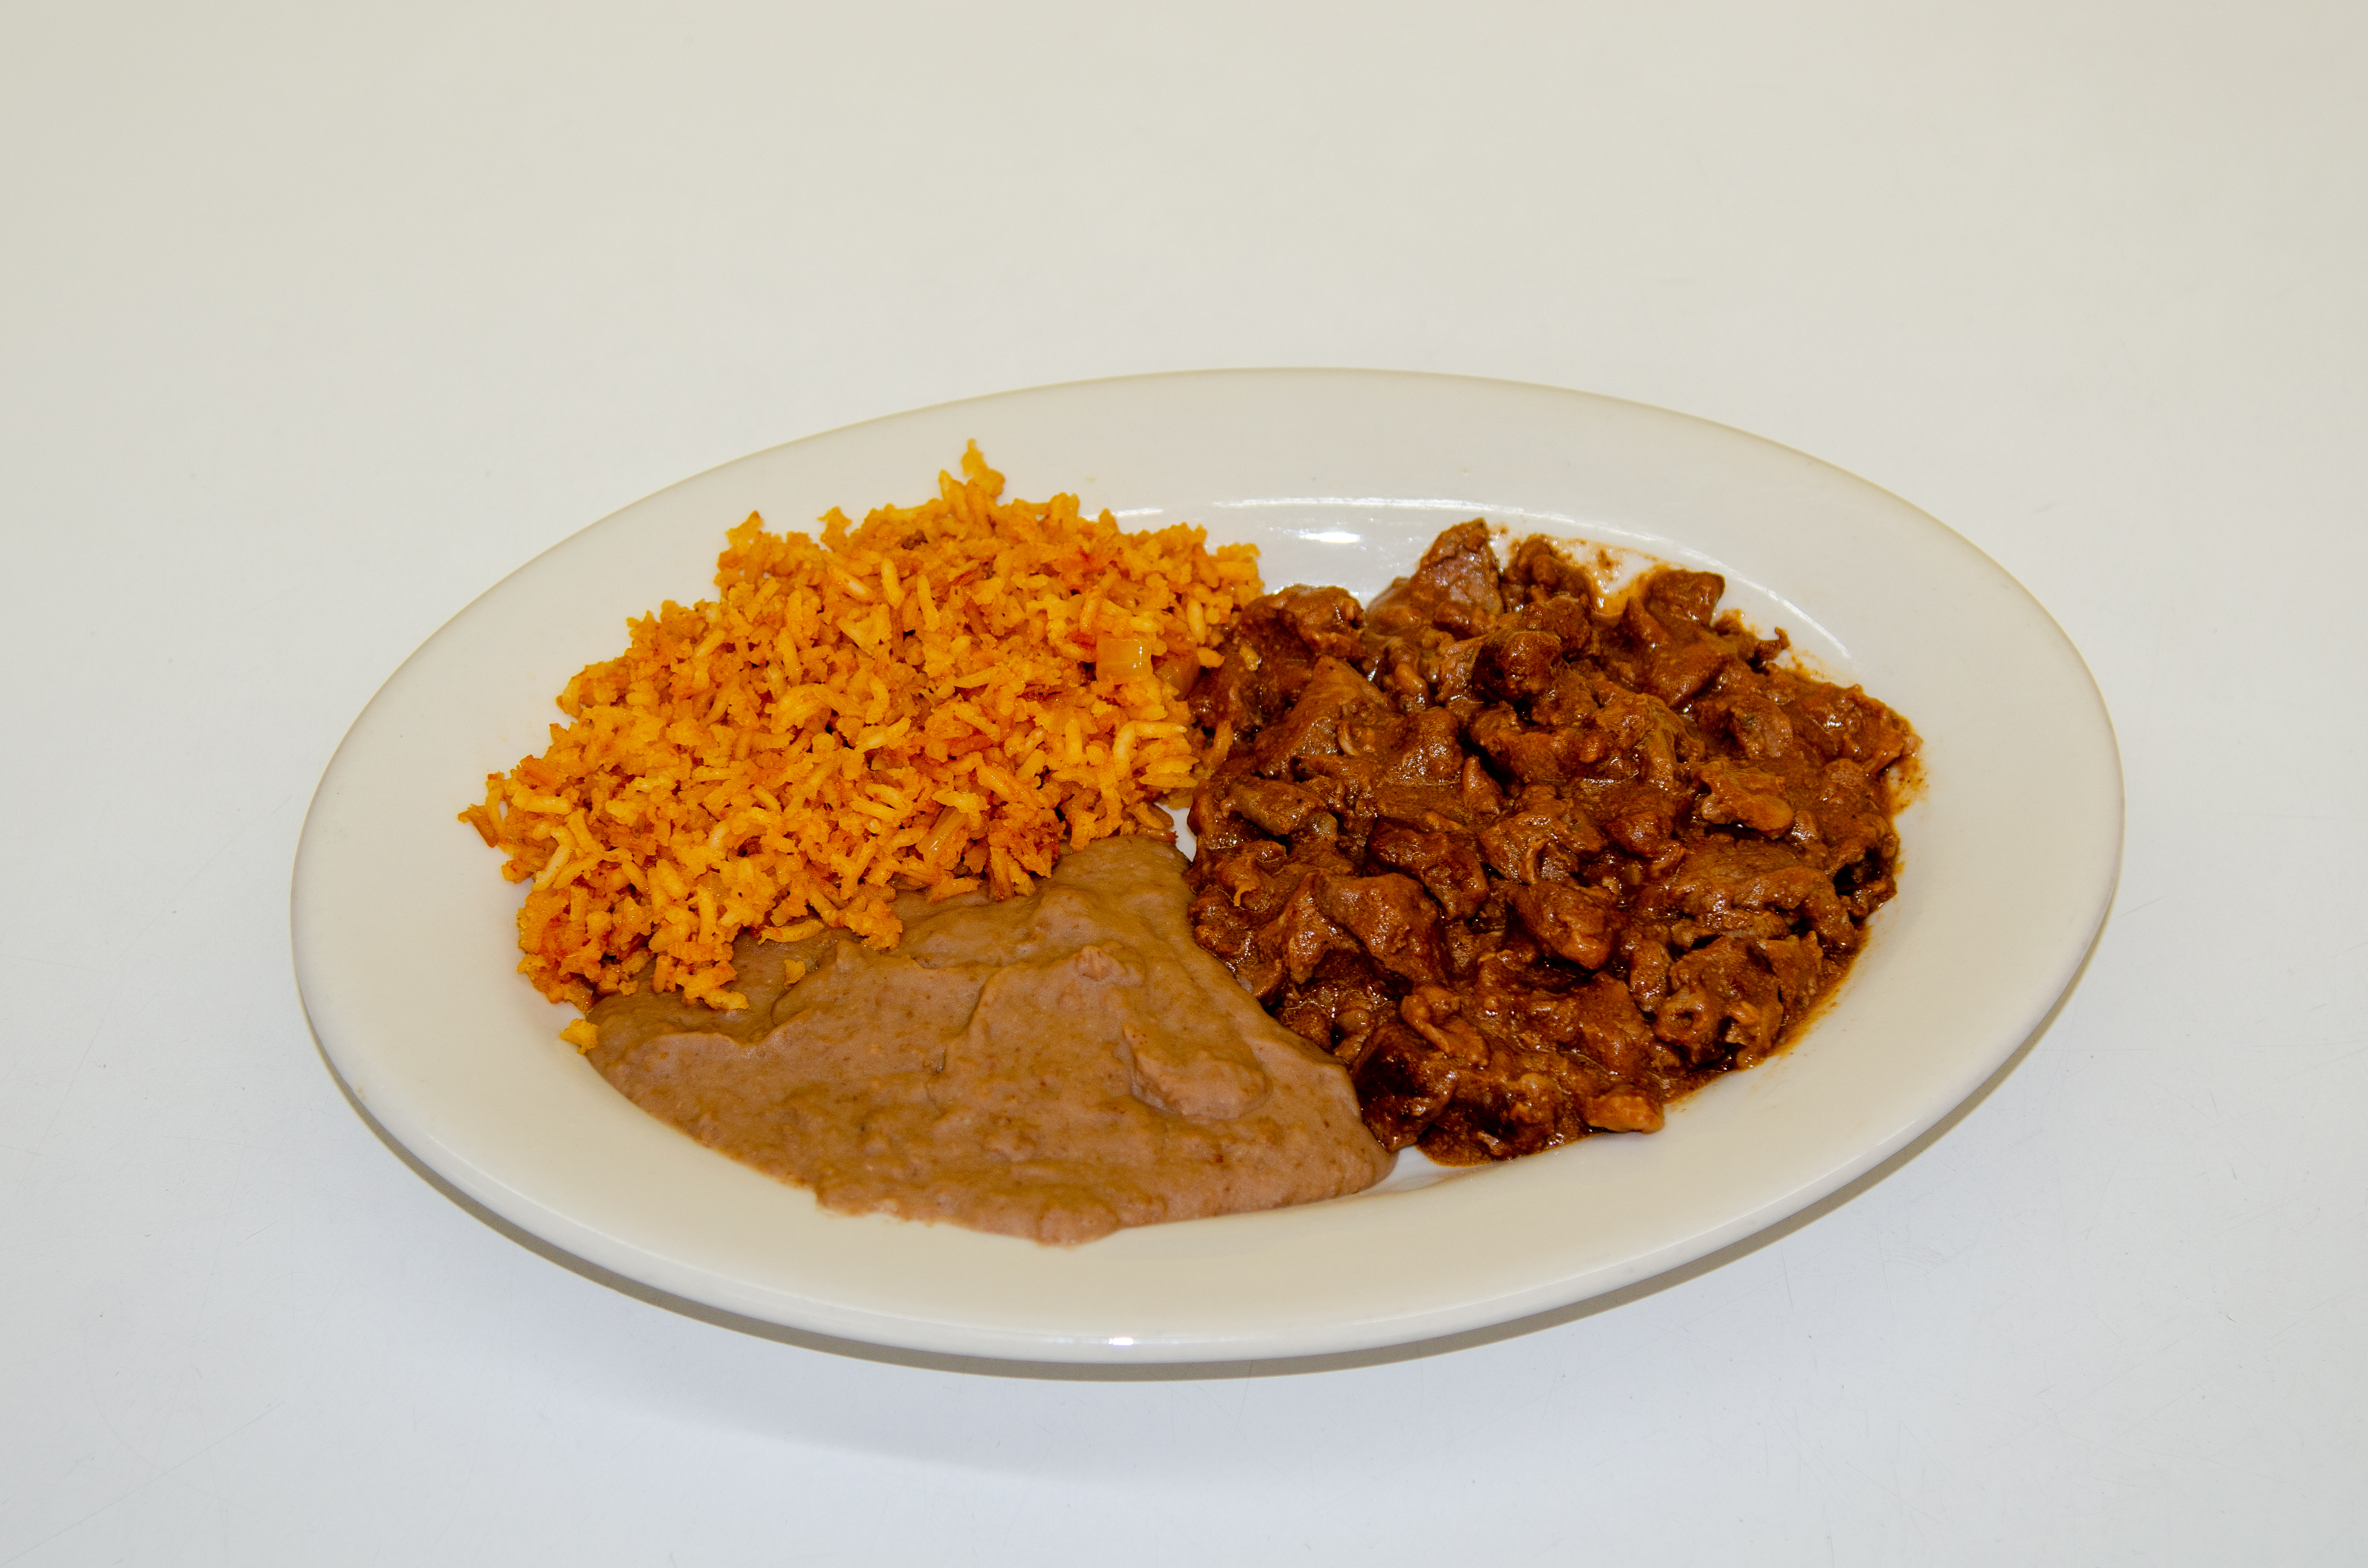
[1367,521,1507,642]
[1641,567,1725,629]
[1184,524,1915,1164]
[1476,627,1565,702]
[1368,821,1492,920]
[1250,657,1394,778]
[1273,584,1366,660]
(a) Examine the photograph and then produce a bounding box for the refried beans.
[587,834,1390,1244]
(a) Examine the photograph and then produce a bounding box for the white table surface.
[5,3,2361,1563]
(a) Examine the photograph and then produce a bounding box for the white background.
[4,2,2362,1563]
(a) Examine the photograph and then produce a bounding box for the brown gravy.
[1182,524,1916,1164]
[587,835,1390,1244]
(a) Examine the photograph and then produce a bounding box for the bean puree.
[587,834,1390,1244]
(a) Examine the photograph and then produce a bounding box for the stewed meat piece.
[1184,526,1915,1165]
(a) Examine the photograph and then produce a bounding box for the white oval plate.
[292,370,2121,1363]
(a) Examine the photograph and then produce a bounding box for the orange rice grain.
[460,445,1260,1016]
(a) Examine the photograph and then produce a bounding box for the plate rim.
[291,367,2125,1363]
